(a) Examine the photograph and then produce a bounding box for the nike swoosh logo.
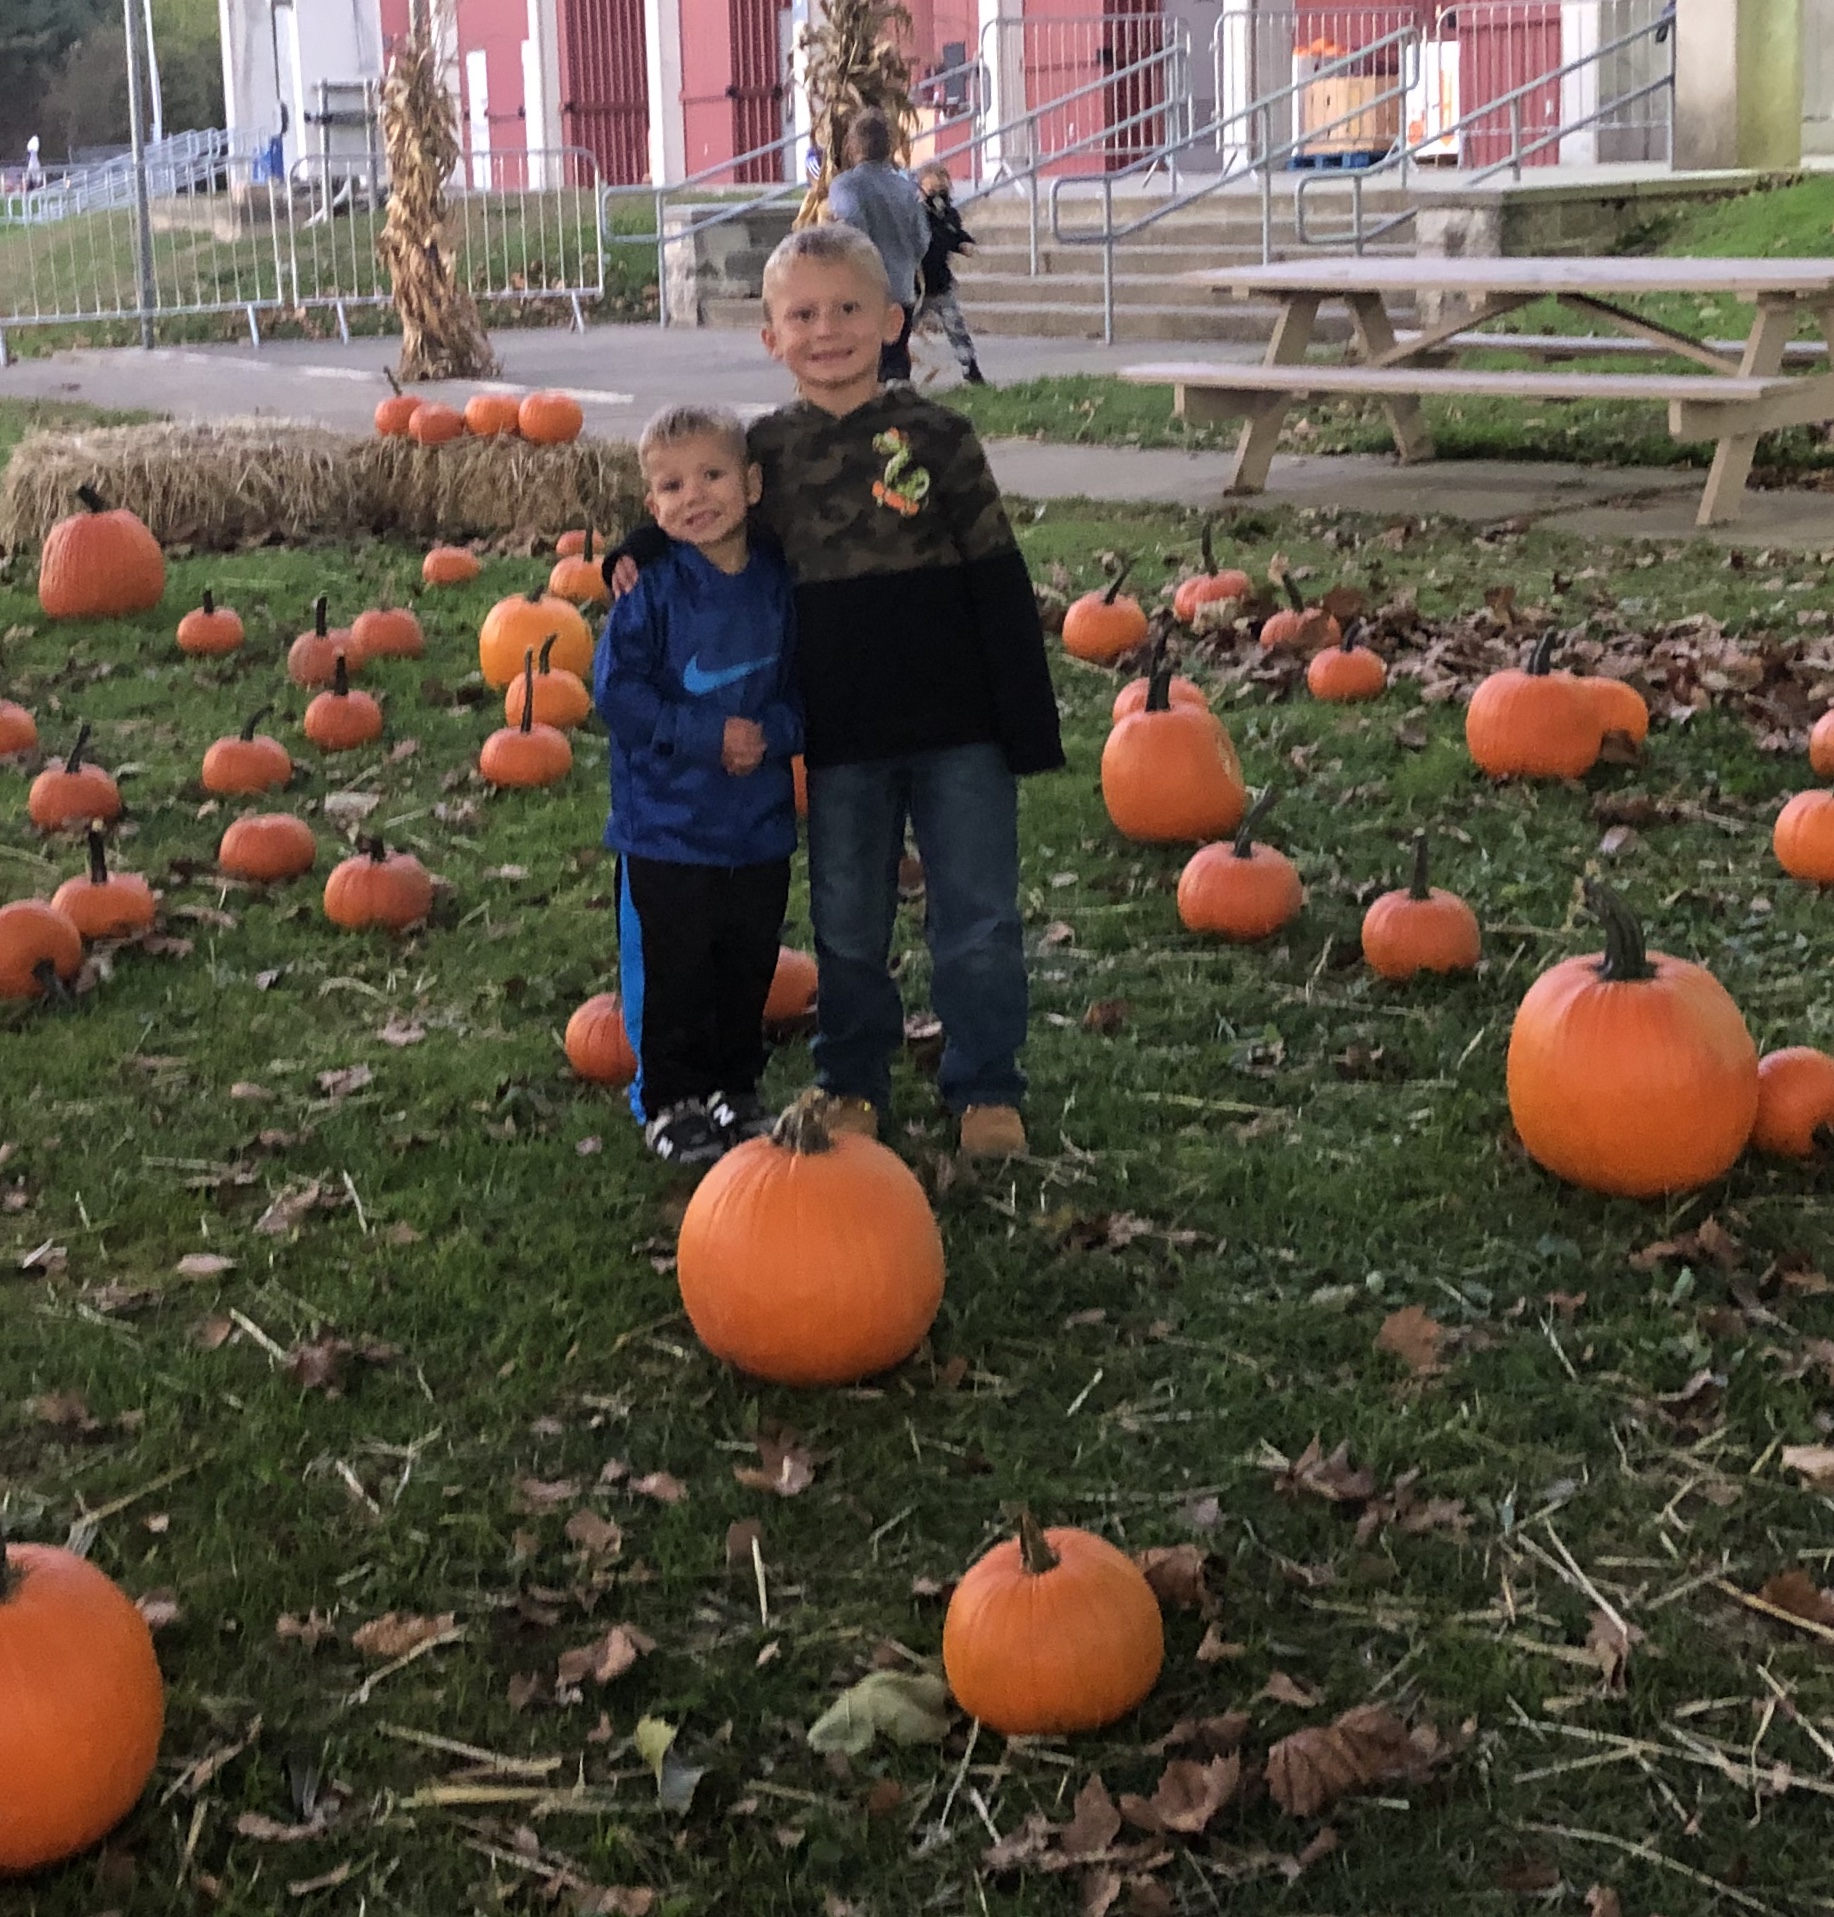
[682,654,772,695]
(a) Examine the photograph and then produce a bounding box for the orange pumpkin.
[350,606,424,661]
[0,1538,165,1872]
[1171,522,1253,626]
[1361,832,1481,980]
[1579,673,1650,747]
[565,993,638,1085]
[1306,623,1387,702]
[556,528,598,558]
[288,595,363,689]
[1259,565,1340,653]
[464,391,522,437]
[1062,563,1149,665]
[0,700,37,758]
[1176,790,1302,942]
[1752,1047,1834,1158]
[1466,633,1602,780]
[1101,637,1246,844]
[675,1090,945,1386]
[219,812,317,884]
[1774,789,1834,885]
[504,635,592,730]
[175,588,244,657]
[792,754,808,818]
[479,590,593,686]
[28,725,121,832]
[375,370,418,436]
[548,528,608,608]
[408,401,465,446]
[764,945,818,1024]
[303,654,384,753]
[423,545,481,587]
[1811,709,1834,779]
[942,1511,1164,1736]
[1506,882,1758,1197]
[0,899,84,1000]
[202,710,291,796]
[1112,673,1205,722]
[324,839,434,932]
[518,390,584,443]
[37,484,165,620]
[52,828,155,940]
[481,652,573,788]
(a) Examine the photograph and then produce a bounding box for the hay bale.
[0,421,644,551]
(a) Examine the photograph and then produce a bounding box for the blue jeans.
[807,743,1028,1115]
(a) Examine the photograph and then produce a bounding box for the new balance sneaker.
[642,1101,726,1167]
[708,1088,773,1145]
[959,1104,1027,1159]
[821,1095,880,1140]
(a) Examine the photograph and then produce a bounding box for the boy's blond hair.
[636,402,749,473]
[914,159,951,191]
[761,224,892,319]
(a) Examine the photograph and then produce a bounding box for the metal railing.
[2,129,230,226]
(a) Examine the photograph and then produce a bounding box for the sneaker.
[642,1101,727,1167]
[965,362,988,386]
[959,1104,1027,1159]
[821,1095,880,1141]
[708,1088,773,1145]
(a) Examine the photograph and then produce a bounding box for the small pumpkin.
[408,401,465,446]
[1171,522,1253,626]
[518,390,584,443]
[28,725,121,832]
[0,1536,165,1873]
[1752,1047,1834,1158]
[423,545,481,587]
[1176,789,1302,942]
[1774,788,1834,885]
[565,992,637,1086]
[556,528,598,558]
[1506,881,1758,1198]
[481,652,573,788]
[1112,672,1205,722]
[1811,709,1834,779]
[504,635,593,730]
[548,528,609,608]
[1361,831,1481,980]
[288,594,363,689]
[1466,632,1602,780]
[0,899,84,1001]
[764,945,819,1025]
[1259,563,1340,653]
[479,590,593,686]
[175,587,244,657]
[0,700,37,758]
[350,606,424,661]
[942,1510,1164,1736]
[324,838,434,933]
[375,369,418,436]
[1579,673,1650,747]
[52,828,155,940]
[675,1089,945,1386]
[202,709,291,796]
[218,812,316,884]
[1101,630,1246,844]
[304,654,384,754]
[464,391,522,437]
[37,484,165,620]
[1062,561,1149,664]
[1305,621,1386,702]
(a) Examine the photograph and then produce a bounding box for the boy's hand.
[721,717,766,775]
[608,555,639,599]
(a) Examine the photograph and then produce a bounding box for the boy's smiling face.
[761,258,905,415]
[642,433,761,568]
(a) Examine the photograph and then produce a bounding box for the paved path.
[4,323,1830,550]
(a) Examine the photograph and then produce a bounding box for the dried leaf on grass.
[732,1428,816,1497]
[1274,1439,1377,1505]
[629,1470,688,1505]
[1781,1445,1834,1488]
[1265,1705,1446,1817]
[276,1610,337,1649]
[557,1623,655,1686]
[174,1251,235,1279]
[1120,1755,1241,1835]
[563,1509,623,1557]
[1757,1567,1834,1627]
[351,1611,456,1660]
[1134,1543,1214,1614]
[1629,1217,1743,1271]
[1374,1305,1444,1375]
[285,1335,400,1395]
[806,1669,952,1755]
[634,1715,705,1815]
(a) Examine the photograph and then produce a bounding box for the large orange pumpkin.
[0,1538,165,1872]
[1752,1048,1834,1158]
[52,829,155,940]
[202,710,292,796]
[408,401,465,446]
[0,899,83,1000]
[942,1512,1164,1735]
[1774,789,1834,885]
[675,1090,945,1386]
[479,591,594,687]
[1360,832,1481,980]
[37,485,165,620]
[1578,673,1650,747]
[1466,633,1602,780]
[1506,882,1758,1197]
[504,635,593,730]
[1176,790,1302,942]
[764,945,818,1024]
[1101,640,1246,843]
[1062,564,1149,664]
[28,725,121,832]
[423,545,481,587]
[518,390,584,443]
[481,653,573,788]
[218,813,317,884]
[565,993,638,1085]
[1811,710,1834,779]
[0,700,38,758]
[324,840,434,932]
[1171,523,1252,626]
[174,588,244,658]
[464,391,522,437]
[1306,623,1386,702]
[351,606,424,661]
[303,655,384,753]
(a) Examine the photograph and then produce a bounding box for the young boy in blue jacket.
[592,403,802,1167]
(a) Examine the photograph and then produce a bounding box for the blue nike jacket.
[593,538,802,866]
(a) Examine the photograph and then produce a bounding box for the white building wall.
[218,0,387,169]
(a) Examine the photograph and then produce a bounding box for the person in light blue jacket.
[593,403,802,1167]
[827,107,932,381]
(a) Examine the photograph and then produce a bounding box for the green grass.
[4,479,1834,1916]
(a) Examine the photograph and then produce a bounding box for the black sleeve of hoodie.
[601,520,671,590]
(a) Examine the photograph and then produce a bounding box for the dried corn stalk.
[377,0,497,381]
[796,0,918,227]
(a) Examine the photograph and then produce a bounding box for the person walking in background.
[913,160,986,386]
[827,108,931,382]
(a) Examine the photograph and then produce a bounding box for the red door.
[1021,5,1167,176]
[681,0,784,180]
[1448,2,1562,168]
[728,0,784,182]
[559,0,652,184]
[1102,0,1167,169]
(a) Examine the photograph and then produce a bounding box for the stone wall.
[661,202,798,327]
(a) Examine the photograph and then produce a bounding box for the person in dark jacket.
[827,107,932,381]
[593,403,803,1166]
[913,160,985,384]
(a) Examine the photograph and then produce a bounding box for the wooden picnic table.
[1128,256,1834,527]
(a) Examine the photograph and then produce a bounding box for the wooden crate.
[1299,76,1400,154]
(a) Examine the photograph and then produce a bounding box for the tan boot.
[959,1104,1027,1159]
[822,1095,880,1141]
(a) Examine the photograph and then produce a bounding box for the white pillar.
[978,0,1025,176]
[524,0,562,186]
[1560,1,1601,165]
[646,0,686,184]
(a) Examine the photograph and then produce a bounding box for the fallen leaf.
[1134,1543,1212,1614]
[193,1313,235,1350]
[732,1428,815,1498]
[1782,1445,1834,1488]
[384,1221,423,1246]
[1584,1888,1623,1917]
[30,1390,100,1433]
[1375,1305,1444,1375]
[1586,1609,1641,1690]
[557,1623,655,1686]
[228,1081,270,1101]
[1273,1438,1377,1505]
[1264,1704,1439,1817]
[316,1064,374,1098]
[806,1669,952,1755]
[174,1251,235,1279]
[1124,1755,1240,1836]
[726,1518,763,1570]
[564,1509,623,1557]
[634,1715,705,1815]
[1629,1218,1743,1271]
[630,1470,687,1504]
[135,1591,182,1631]
[377,1017,426,1047]
[864,1779,904,1816]
[1260,1671,1324,1709]
[1083,998,1129,1036]
[516,1476,582,1511]
[284,1335,398,1395]
[350,1611,456,1660]
[1758,1567,1834,1627]
[1058,1774,1122,1857]
[1195,1623,1244,1663]
[254,1180,326,1237]
[275,1610,337,1649]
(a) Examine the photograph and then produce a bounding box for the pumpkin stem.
[1141,622,1177,712]
[526,588,545,605]
[1340,618,1361,654]
[519,650,536,734]
[539,634,558,676]
[1587,880,1655,983]
[1101,560,1134,608]
[1527,630,1559,677]
[1282,572,1307,614]
[86,825,109,886]
[240,705,272,742]
[333,652,349,699]
[1199,521,1216,576]
[65,722,92,774]
[312,594,328,639]
[1016,1508,1060,1576]
[75,483,108,514]
[768,1087,837,1155]
[1233,788,1277,859]
[1407,830,1432,902]
[363,836,387,863]
[385,367,403,396]
[202,588,215,616]
[584,528,595,563]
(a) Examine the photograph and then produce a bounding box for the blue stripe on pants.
[616,860,649,1125]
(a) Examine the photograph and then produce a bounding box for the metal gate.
[559,0,652,184]
[1446,1,1563,167]
[1006,10,1174,175]
[1103,0,1171,165]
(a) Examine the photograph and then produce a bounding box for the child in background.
[913,160,986,386]
[826,108,932,382]
[592,403,802,1167]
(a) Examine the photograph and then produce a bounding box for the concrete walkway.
[4,323,1830,550]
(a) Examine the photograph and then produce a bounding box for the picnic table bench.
[1121,256,1834,527]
